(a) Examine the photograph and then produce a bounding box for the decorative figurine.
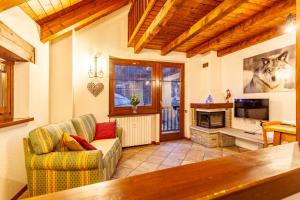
[225,89,232,103]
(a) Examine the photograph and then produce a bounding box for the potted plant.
[130,95,140,114]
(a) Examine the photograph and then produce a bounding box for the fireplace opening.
[197,111,225,129]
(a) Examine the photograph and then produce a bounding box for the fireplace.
[197,111,225,129]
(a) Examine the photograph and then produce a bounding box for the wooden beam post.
[134,0,185,54]
[217,28,284,57]
[40,0,129,42]
[0,21,35,63]
[160,0,247,56]
[296,0,300,142]
[187,0,296,58]
[0,0,28,12]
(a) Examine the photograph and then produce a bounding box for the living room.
[0,0,300,199]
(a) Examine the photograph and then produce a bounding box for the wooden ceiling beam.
[217,27,284,57]
[160,0,248,56]
[0,21,35,63]
[128,0,157,47]
[134,0,185,54]
[0,0,28,12]
[187,0,296,58]
[40,0,129,42]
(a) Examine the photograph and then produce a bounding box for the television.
[234,99,269,120]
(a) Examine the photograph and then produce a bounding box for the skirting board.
[11,185,27,200]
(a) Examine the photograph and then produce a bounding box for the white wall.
[0,7,49,200]
[221,32,296,131]
[50,33,73,123]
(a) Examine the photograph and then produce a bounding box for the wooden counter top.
[26,142,300,200]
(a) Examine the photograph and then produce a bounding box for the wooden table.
[265,124,296,146]
[25,143,300,200]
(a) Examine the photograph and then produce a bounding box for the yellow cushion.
[90,138,118,156]
[62,133,84,151]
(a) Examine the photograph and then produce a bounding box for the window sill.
[0,117,34,128]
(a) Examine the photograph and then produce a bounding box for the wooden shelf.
[190,103,233,109]
[0,117,34,128]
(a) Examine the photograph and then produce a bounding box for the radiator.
[113,116,153,147]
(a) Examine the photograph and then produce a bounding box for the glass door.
[159,63,184,141]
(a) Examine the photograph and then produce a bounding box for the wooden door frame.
[158,62,185,142]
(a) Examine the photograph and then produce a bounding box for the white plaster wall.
[0,7,49,200]
[50,33,74,123]
[220,32,296,132]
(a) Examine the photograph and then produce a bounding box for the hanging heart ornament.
[87,82,104,97]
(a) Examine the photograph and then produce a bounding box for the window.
[109,58,158,116]
[0,60,13,120]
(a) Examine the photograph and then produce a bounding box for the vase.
[132,105,137,113]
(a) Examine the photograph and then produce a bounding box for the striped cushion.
[29,121,77,155]
[71,114,96,142]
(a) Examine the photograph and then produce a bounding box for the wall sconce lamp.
[88,52,104,78]
[285,13,296,33]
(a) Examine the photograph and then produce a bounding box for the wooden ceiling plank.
[40,0,129,42]
[0,0,28,12]
[128,0,158,47]
[217,27,284,57]
[49,0,63,12]
[187,0,295,58]
[39,0,56,15]
[161,0,248,56]
[134,0,185,54]
[0,21,35,63]
[27,0,48,19]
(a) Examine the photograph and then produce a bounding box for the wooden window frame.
[109,58,159,116]
[0,60,14,121]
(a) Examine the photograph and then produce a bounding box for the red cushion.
[70,135,97,150]
[94,122,116,140]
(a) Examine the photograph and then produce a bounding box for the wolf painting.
[243,45,295,93]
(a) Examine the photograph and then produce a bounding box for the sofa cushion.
[90,138,119,156]
[63,133,85,151]
[71,114,96,142]
[70,135,97,150]
[95,122,116,140]
[29,120,76,155]
[90,138,122,180]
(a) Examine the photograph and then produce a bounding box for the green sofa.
[23,114,122,197]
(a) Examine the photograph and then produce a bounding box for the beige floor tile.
[146,155,166,164]
[157,164,173,170]
[152,150,170,157]
[128,170,147,177]
[181,160,196,165]
[119,159,142,169]
[167,152,187,160]
[185,150,205,161]
[162,158,182,167]
[131,153,151,162]
[135,162,160,172]
[113,167,133,178]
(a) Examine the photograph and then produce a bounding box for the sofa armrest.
[116,127,123,144]
[27,150,103,170]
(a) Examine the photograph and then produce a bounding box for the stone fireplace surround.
[190,103,234,148]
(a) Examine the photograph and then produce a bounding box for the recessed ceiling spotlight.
[285,13,296,33]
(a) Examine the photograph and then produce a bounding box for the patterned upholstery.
[71,114,97,142]
[24,114,123,197]
[90,138,122,180]
[29,120,76,155]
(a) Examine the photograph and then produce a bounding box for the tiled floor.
[112,139,248,179]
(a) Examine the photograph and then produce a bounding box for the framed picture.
[243,44,295,93]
